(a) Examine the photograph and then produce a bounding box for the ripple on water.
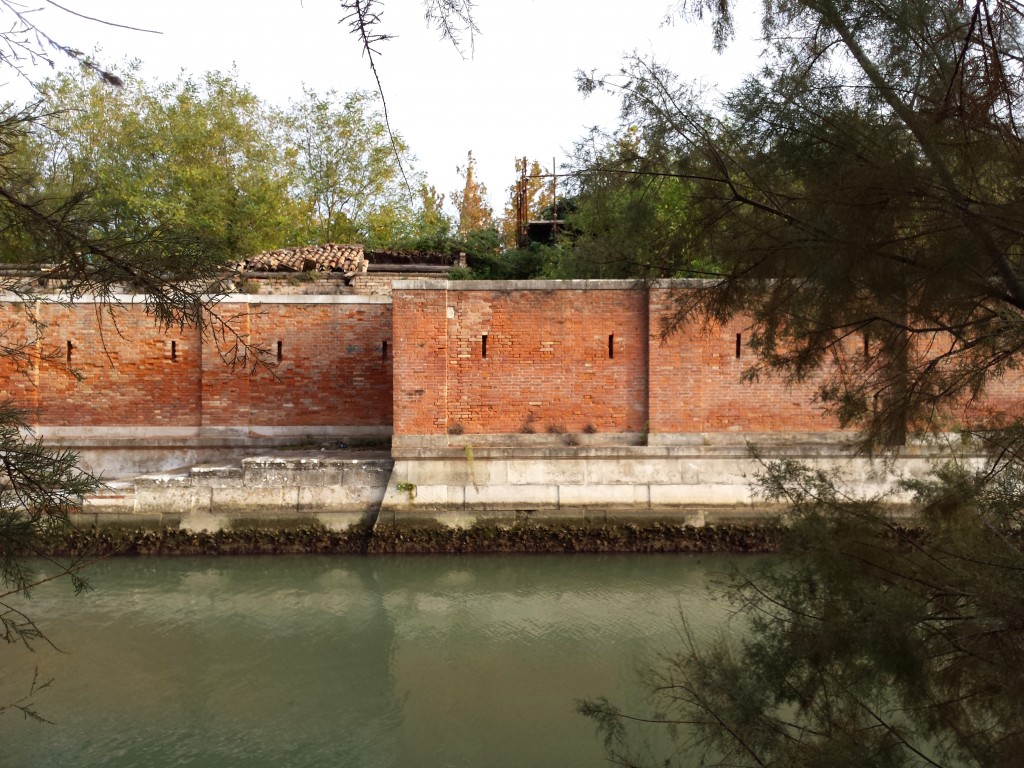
[5,553,759,768]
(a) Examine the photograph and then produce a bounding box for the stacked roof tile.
[232,244,368,274]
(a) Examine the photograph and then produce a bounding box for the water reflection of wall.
[3,555,747,768]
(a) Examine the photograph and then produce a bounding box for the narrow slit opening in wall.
[863,333,870,359]
[735,333,742,359]
[608,334,614,359]
[481,334,488,359]
[171,340,177,362]
[382,340,388,361]
[276,341,283,363]
[66,340,73,365]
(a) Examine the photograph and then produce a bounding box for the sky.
[5,0,765,216]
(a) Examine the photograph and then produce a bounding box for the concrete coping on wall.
[390,278,724,291]
[392,279,641,291]
[0,292,392,305]
[33,425,391,442]
[392,432,976,460]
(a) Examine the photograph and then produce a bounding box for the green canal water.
[2,554,753,767]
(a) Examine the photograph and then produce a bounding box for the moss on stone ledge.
[41,522,787,557]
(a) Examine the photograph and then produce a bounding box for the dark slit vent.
[608,334,614,359]
[735,333,742,359]
[482,334,488,359]
[382,340,388,360]
[277,341,283,363]
[171,340,177,362]
[66,340,73,365]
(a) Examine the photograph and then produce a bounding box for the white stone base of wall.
[34,425,392,478]
[81,455,393,530]
[378,434,982,528]
[79,433,983,530]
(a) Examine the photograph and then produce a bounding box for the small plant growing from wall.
[521,412,536,434]
[583,424,597,434]
[396,481,417,501]
[636,421,650,447]
[447,422,464,435]
[547,424,566,435]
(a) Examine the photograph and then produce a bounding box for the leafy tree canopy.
[578,1,1024,765]
[579,0,1024,448]
[32,64,307,264]
[286,88,424,248]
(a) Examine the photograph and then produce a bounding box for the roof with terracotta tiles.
[232,244,367,274]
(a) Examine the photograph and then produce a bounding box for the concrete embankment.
[82,453,394,531]
[78,437,973,531]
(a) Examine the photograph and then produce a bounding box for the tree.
[578,1,1024,765]
[0,38,279,722]
[545,126,709,279]
[0,87,255,717]
[33,65,306,264]
[410,183,452,245]
[579,0,1024,448]
[286,88,421,247]
[452,150,493,235]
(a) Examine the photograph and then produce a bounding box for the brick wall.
[391,281,1024,439]
[440,287,648,435]
[647,287,837,434]
[247,301,392,427]
[3,281,1019,440]
[0,295,393,431]
[392,280,840,438]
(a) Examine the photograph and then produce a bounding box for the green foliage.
[586,452,1024,767]
[452,236,552,280]
[35,65,306,264]
[578,0,1024,448]
[286,88,423,247]
[553,127,714,280]
[576,1,1024,765]
[0,400,98,658]
[12,64,445,261]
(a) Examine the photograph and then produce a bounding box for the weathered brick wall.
[3,282,1019,440]
[392,282,652,437]
[647,287,838,434]
[392,287,449,436]
[24,301,203,427]
[0,301,47,419]
[0,296,393,430]
[391,281,1024,439]
[248,301,392,426]
[392,281,839,437]
[441,285,648,435]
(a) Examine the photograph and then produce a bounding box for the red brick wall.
[438,287,649,435]
[390,283,1024,439]
[3,284,1020,439]
[392,288,449,435]
[0,302,43,418]
[33,302,202,427]
[248,302,392,426]
[0,297,393,430]
[393,284,858,437]
[647,287,838,434]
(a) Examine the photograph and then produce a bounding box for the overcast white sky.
[7,0,764,215]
